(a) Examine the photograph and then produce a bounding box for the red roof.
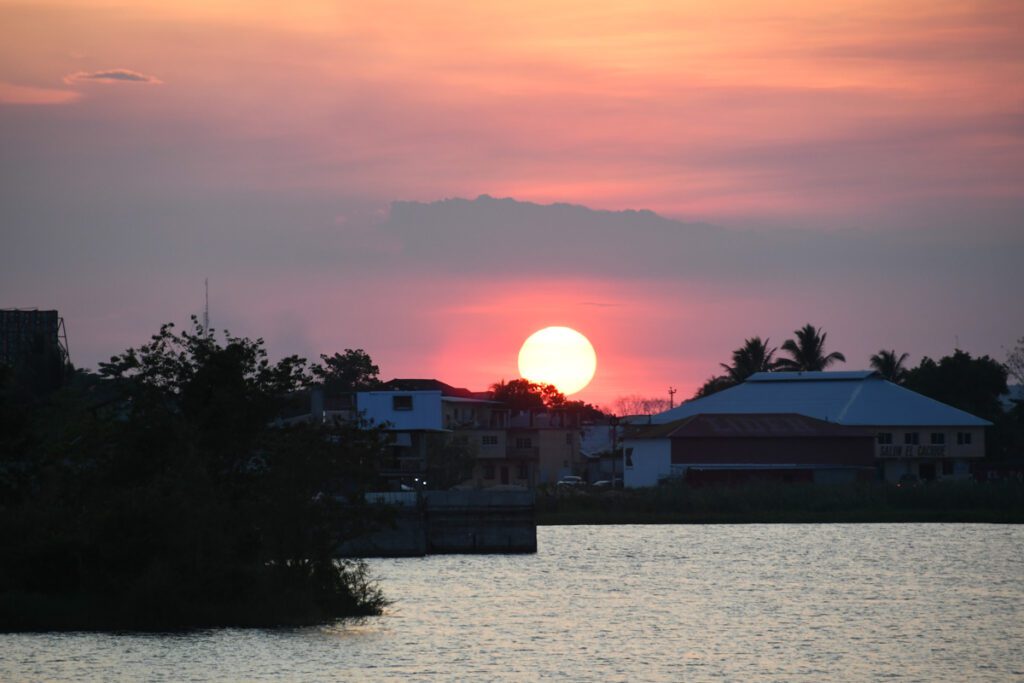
[638,413,871,439]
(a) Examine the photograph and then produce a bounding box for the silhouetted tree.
[721,336,779,383]
[489,378,563,411]
[693,375,736,399]
[0,318,389,631]
[777,324,846,371]
[904,349,1008,424]
[870,349,910,384]
[312,349,381,393]
[613,394,670,416]
[1006,336,1024,386]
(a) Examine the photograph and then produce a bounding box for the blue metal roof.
[747,371,878,382]
[654,371,991,427]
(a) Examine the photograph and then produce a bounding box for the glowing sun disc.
[517,326,597,395]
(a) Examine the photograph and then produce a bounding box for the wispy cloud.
[63,69,161,85]
[0,82,81,105]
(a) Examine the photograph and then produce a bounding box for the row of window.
[876,431,973,445]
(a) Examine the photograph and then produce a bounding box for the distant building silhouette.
[0,309,69,367]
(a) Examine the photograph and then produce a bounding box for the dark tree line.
[489,378,607,420]
[0,319,389,631]
[695,324,845,397]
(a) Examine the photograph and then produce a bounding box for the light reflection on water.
[3,524,1023,682]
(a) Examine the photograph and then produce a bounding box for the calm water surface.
[3,524,1022,682]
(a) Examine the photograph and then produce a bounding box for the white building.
[356,380,507,486]
[624,371,990,487]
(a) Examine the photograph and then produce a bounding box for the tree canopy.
[870,349,910,384]
[0,319,388,630]
[312,349,382,393]
[720,336,780,383]
[489,378,564,411]
[1006,336,1024,387]
[489,378,607,420]
[904,349,1008,424]
[777,324,846,371]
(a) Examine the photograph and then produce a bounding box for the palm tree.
[720,336,779,384]
[870,349,910,384]
[693,374,735,399]
[777,324,846,371]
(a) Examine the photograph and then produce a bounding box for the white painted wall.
[623,438,672,488]
[356,391,444,430]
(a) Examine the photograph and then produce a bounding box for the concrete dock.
[337,490,537,557]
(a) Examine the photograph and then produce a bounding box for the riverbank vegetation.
[0,320,389,631]
[537,480,1024,525]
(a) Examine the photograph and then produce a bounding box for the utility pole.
[668,386,677,409]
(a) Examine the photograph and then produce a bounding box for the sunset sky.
[2,0,1022,407]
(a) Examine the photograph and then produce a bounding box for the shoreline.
[535,480,1024,526]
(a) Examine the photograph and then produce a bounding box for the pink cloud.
[0,81,80,105]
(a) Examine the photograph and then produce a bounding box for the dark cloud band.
[64,69,161,85]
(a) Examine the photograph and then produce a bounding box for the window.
[566,433,573,445]
[517,463,528,479]
[942,460,954,476]
[482,435,498,446]
[515,437,532,449]
[877,432,893,445]
[483,463,495,479]
[904,432,919,445]
[625,447,634,468]
[392,395,413,411]
[957,432,973,445]
[930,432,945,445]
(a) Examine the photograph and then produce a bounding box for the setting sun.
[517,326,597,395]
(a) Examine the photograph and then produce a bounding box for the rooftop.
[634,413,871,440]
[654,371,991,427]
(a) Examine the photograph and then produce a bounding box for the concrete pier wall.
[337,490,536,557]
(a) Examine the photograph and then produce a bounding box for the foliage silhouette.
[777,324,846,371]
[904,349,1007,424]
[870,349,910,384]
[693,374,736,399]
[489,379,563,411]
[1006,337,1024,387]
[0,318,389,631]
[720,336,780,384]
[313,349,382,393]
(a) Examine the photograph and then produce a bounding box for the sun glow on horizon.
[517,326,597,395]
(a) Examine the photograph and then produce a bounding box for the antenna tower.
[668,386,677,409]
[204,278,210,336]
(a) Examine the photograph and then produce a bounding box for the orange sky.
[1,0,1022,406]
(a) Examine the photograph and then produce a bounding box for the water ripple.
[2,524,1022,681]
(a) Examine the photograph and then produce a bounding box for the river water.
[3,524,1022,682]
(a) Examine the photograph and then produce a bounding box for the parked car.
[591,478,622,489]
[555,475,584,488]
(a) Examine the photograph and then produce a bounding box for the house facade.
[356,378,583,489]
[625,371,990,487]
[624,413,875,487]
[357,380,508,487]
